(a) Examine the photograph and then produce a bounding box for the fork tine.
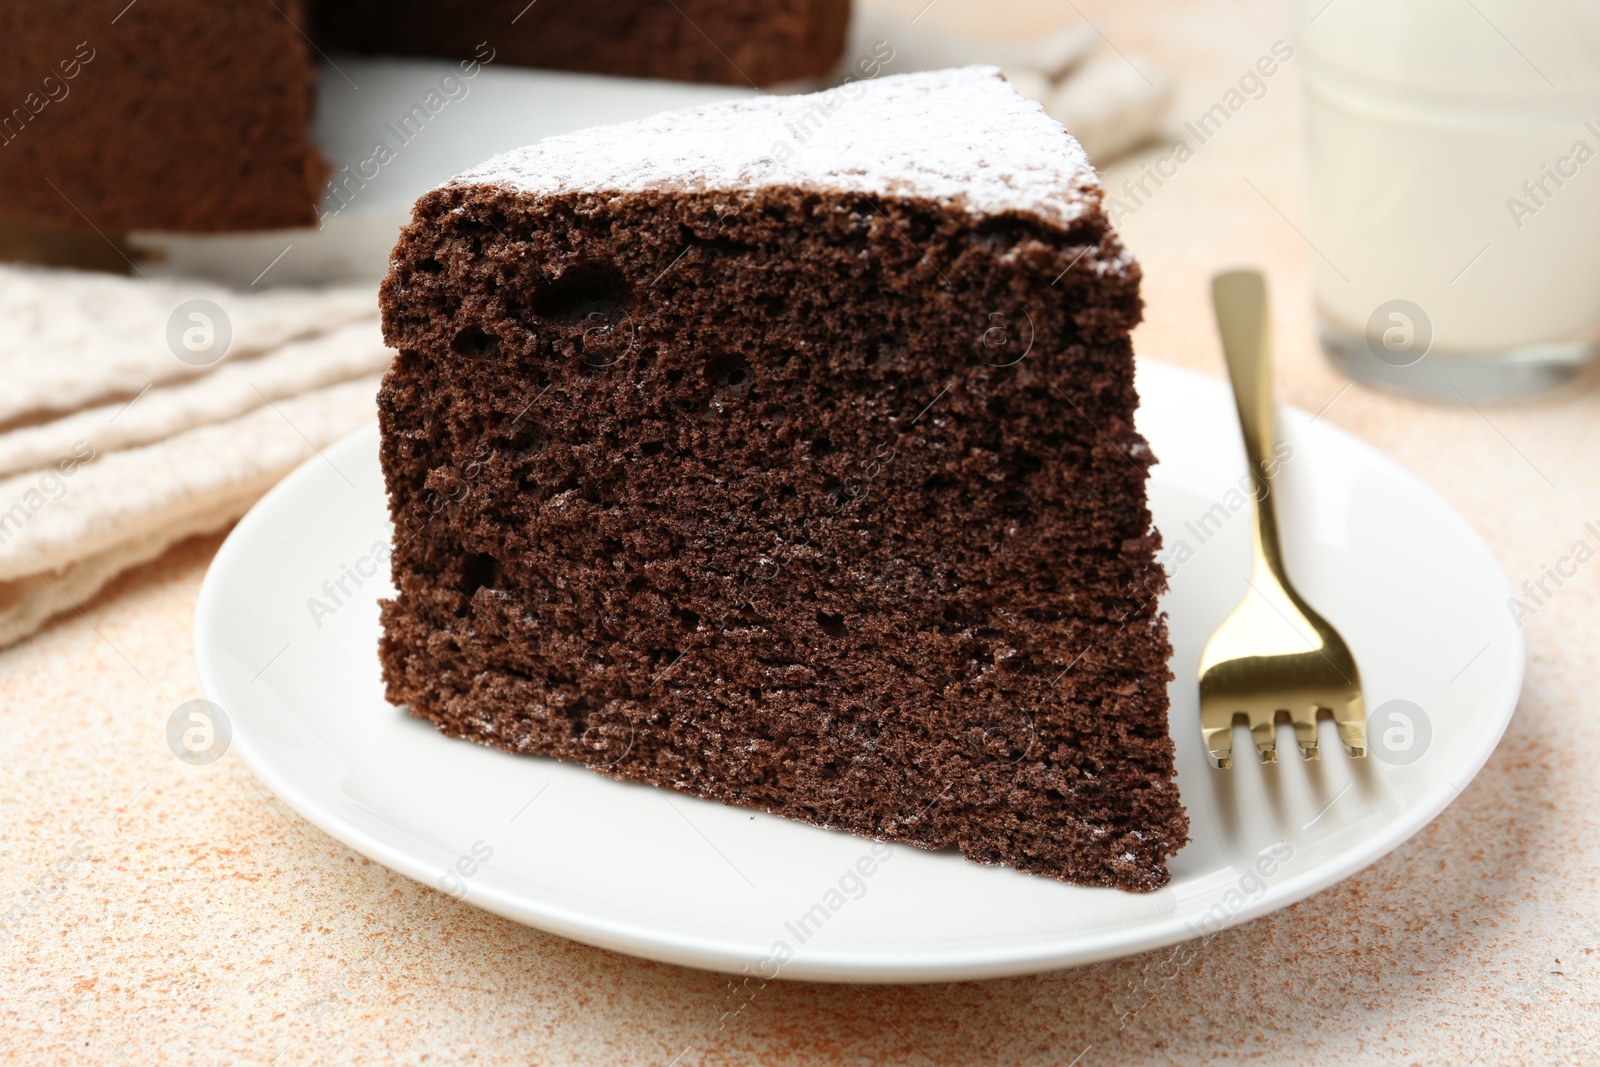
[1251,717,1278,763]
[1335,695,1367,757]
[1203,716,1235,769]
[1292,708,1320,760]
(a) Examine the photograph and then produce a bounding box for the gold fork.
[1198,270,1367,768]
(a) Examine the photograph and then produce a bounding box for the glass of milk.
[1296,0,1600,401]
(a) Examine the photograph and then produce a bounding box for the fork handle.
[1211,270,1288,581]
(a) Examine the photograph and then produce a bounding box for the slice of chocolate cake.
[377,67,1186,891]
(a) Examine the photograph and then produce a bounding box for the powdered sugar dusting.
[447,67,1103,231]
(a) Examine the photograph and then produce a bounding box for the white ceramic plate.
[193,360,1523,983]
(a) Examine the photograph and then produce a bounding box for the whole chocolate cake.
[0,2,327,233]
[0,0,848,234]
[317,0,849,88]
[376,67,1186,891]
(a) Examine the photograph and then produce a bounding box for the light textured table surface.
[4,1,1598,1063]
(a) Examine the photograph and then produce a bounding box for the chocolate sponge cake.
[376,67,1186,891]
[0,0,848,236]
[0,1,328,233]
[316,0,850,88]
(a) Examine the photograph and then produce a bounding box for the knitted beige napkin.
[842,10,1172,163]
[0,264,391,649]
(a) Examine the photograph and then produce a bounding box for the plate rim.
[194,359,1526,983]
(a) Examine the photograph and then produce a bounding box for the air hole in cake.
[1010,452,1044,477]
[735,605,774,628]
[690,232,754,257]
[997,488,1032,516]
[942,605,967,628]
[816,611,848,638]
[673,608,701,631]
[809,436,835,459]
[640,440,667,457]
[708,355,754,406]
[458,552,499,600]
[504,423,546,456]
[567,698,592,740]
[530,260,632,323]
[450,324,500,358]
[417,258,444,275]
